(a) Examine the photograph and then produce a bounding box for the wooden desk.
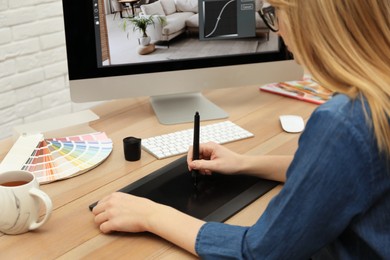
[0,86,317,259]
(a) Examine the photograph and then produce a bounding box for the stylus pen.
[192,111,200,187]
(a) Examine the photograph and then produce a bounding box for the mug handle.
[28,188,53,230]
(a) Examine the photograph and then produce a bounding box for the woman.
[93,0,390,258]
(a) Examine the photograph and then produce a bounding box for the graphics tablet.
[89,156,278,222]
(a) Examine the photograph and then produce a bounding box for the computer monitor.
[62,0,303,124]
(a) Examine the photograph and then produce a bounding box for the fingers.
[187,142,217,171]
[92,192,124,233]
[93,209,106,224]
[94,210,111,233]
[192,159,214,175]
[92,195,111,233]
[93,206,112,233]
[92,192,114,215]
[187,145,193,171]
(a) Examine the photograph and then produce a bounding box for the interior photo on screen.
[95,0,279,66]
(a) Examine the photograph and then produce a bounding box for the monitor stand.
[150,92,228,125]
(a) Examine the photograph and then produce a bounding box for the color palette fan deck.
[19,132,113,184]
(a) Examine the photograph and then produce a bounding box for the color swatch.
[21,132,113,184]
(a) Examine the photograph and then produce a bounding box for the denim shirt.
[195,94,390,259]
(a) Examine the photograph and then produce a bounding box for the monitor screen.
[62,0,303,124]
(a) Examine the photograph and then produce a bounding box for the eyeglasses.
[258,5,278,32]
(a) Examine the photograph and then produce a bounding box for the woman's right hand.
[187,142,244,175]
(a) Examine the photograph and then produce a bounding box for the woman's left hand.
[92,192,158,234]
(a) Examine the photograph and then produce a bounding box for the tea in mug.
[0,180,29,187]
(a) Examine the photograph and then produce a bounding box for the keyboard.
[142,121,254,159]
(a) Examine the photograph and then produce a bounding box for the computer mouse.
[279,115,305,133]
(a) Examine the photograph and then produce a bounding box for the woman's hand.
[92,192,204,255]
[93,192,159,234]
[188,141,292,182]
[187,141,244,175]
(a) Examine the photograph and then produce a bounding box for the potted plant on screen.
[122,15,166,46]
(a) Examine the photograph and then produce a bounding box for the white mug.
[0,170,53,235]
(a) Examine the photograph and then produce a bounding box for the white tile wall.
[0,0,99,140]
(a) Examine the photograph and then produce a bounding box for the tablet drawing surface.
[90,156,278,222]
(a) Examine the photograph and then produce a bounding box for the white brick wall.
[0,0,98,140]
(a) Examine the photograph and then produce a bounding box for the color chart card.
[21,132,113,184]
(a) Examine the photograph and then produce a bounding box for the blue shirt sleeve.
[195,95,389,259]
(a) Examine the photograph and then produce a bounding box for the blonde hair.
[268,0,390,157]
